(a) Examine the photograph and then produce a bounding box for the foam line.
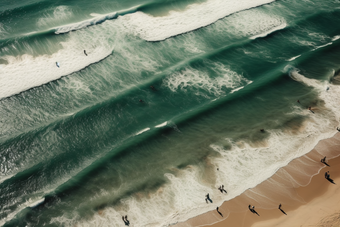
[135,127,150,135]
[55,5,140,34]
[28,198,45,208]
[230,86,244,93]
[120,0,275,41]
[155,121,167,128]
[287,54,301,61]
[250,23,286,39]
[332,35,340,41]
[312,42,332,51]
[55,12,118,34]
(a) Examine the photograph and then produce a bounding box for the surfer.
[56,62,60,68]
[216,207,223,217]
[278,204,287,215]
[260,129,265,132]
[84,50,87,56]
[139,99,144,103]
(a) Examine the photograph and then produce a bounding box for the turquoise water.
[1,0,340,226]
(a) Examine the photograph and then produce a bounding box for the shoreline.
[175,132,340,227]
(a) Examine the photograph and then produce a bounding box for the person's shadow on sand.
[325,171,336,184]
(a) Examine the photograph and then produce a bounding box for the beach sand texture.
[176,132,340,227]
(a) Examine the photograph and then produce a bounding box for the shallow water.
[1,0,340,226]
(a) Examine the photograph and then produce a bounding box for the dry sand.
[175,132,340,227]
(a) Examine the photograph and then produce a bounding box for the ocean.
[1,0,340,226]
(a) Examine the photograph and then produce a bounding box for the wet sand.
[175,132,340,227]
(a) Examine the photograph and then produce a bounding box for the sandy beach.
[175,132,340,227]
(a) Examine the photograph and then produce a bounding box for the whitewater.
[1,0,340,226]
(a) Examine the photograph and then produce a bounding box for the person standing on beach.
[325,171,336,184]
[278,204,287,215]
[84,50,87,56]
[216,207,223,217]
[321,156,330,166]
[249,205,260,216]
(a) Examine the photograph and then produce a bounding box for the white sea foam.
[155,121,167,128]
[163,62,251,96]
[55,12,117,34]
[250,23,286,39]
[312,42,332,51]
[230,86,244,93]
[332,35,340,41]
[119,0,275,41]
[0,45,112,99]
[37,6,73,27]
[287,66,326,90]
[135,127,150,135]
[287,54,301,61]
[28,197,45,208]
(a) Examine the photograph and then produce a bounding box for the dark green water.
[1,0,340,226]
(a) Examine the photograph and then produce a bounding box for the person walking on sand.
[278,204,287,215]
[84,50,87,56]
[337,127,340,132]
[249,205,260,216]
[216,207,223,217]
[321,156,330,167]
[325,171,336,184]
